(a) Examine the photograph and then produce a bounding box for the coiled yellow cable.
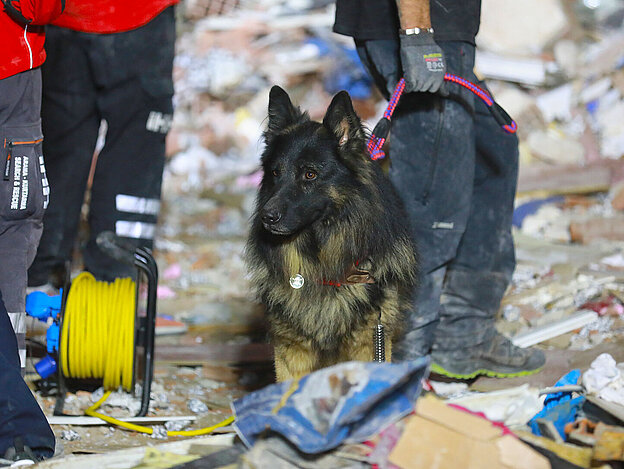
[61,272,235,436]
[61,272,136,391]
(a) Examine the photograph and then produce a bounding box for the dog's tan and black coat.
[245,86,419,381]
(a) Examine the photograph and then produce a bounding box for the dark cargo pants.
[0,70,55,459]
[356,40,519,359]
[0,290,55,459]
[28,7,175,285]
[0,69,48,369]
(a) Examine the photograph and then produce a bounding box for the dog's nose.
[261,209,282,225]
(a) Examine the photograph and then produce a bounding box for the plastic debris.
[583,353,624,406]
[529,370,585,440]
[448,384,544,428]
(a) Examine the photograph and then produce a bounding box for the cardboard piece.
[388,396,549,469]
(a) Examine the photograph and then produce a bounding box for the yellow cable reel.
[60,271,235,436]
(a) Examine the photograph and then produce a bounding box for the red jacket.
[53,0,178,33]
[1,0,178,80]
[1,0,65,80]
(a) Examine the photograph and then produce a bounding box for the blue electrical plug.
[25,290,62,321]
[26,290,63,377]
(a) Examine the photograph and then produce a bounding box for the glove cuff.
[399,30,437,46]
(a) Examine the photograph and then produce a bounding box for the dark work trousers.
[356,40,519,360]
[0,290,55,459]
[0,69,48,369]
[28,7,175,285]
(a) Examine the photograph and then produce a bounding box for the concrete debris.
[478,0,569,56]
[187,398,209,414]
[60,429,81,441]
[164,419,192,432]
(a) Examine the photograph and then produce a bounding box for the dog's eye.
[304,171,317,180]
[271,169,279,177]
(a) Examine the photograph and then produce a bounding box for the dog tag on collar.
[289,274,305,289]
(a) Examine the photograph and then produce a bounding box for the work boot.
[429,268,545,378]
[1,438,37,467]
[430,333,545,379]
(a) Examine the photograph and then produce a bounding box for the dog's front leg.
[273,340,318,382]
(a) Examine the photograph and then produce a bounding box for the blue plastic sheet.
[529,369,585,439]
[232,358,430,454]
[512,196,564,228]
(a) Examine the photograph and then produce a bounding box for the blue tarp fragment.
[232,358,430,454]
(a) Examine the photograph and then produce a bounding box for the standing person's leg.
[84,7,175,281]
[0,69,47,369]
[431,79,545,378]
[28,26,101,288]
[0,69,55,461]
[356,40,477,360]
[0,291,55,461]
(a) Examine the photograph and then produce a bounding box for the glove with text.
[399,31,447,94]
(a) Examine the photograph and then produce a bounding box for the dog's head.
[256,86,371,236]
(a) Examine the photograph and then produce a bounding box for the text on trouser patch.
[10,156,29,210]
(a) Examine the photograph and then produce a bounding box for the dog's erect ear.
[322,91,364,148]
[267,86,304,134]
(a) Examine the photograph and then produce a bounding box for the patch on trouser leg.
[116,194,160,216]
[432,221,454,229]
[145,111,172,134]
[39,155,50,210]
[115,220,157,239]
[8,311,26,368]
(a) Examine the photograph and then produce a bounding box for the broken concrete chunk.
[478,0,569,55]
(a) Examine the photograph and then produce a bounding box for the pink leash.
[367,74,518,160]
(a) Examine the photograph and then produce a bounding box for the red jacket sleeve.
[2,0,65,25]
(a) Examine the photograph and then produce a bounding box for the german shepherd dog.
[245,86,419,381]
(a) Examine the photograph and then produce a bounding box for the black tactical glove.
[399,30,447,94]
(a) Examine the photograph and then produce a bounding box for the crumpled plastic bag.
[232,358,429,454]
[583,352,624,406]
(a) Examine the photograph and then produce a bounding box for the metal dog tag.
[289,274,304,289]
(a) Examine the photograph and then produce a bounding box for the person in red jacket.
[1,0,61,463]
[28,0,178,288]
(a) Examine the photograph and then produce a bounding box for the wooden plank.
[570,216,624,244]
[517,161,615,196]
[48,415,196,426]
[155,343,273,366]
